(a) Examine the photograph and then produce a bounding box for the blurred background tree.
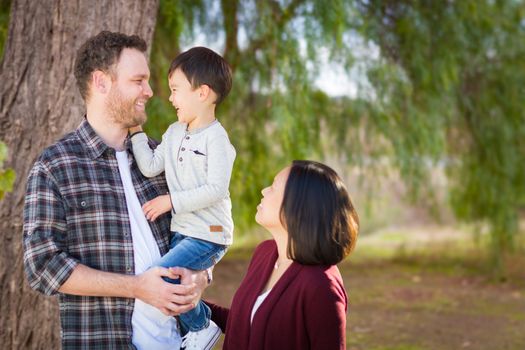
[145,0,525,263]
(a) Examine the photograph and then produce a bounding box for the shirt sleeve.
[130,130,167,178]
[170,135,236,214]
[23,162,79,296]
[305,274,348,349]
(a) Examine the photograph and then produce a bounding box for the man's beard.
[106,86,147,128]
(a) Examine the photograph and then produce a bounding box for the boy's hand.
[129,125,143,134]
[143,195,172,221]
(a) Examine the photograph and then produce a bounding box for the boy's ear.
[198,84,217,103]
[92,70,111,94]
[198,84,211,100]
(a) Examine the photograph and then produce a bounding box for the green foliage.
[136,0,525,261]
[0,141,15,200]
[0,0,11,60]
[357,0,525,258]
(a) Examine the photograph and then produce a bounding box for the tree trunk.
[0,1,159,348]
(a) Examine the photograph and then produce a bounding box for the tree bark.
[0,1,159,348]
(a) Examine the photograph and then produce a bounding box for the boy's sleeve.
[170,135,236,214]
[23,162,79,295]
[130,130,167,178]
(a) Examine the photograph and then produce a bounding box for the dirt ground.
[205,254,525,350]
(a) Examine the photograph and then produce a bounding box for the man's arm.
[59,264,208,316]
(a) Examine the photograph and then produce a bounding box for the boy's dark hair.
[168,47,232,105]
[74,31,147,101]
[280,160,359,265]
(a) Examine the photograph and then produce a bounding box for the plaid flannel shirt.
[23,119,171,349]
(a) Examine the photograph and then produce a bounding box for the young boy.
[129,47,235,349]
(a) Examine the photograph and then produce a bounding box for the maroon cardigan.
[207,240,347,349]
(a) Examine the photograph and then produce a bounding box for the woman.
[207,160,359,349]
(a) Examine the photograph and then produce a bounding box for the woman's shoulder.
[298,265,346,295]
[243,240,276,271]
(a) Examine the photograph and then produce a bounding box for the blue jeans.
[155,232,227,332]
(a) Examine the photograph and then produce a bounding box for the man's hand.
[143,195,172,221]
[133,267,198,316]
[129,125,143,134]
[170,266,210,307]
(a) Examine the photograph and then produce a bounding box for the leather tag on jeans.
[210,225,223,232]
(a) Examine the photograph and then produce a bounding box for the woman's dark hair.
[74,31,147,101]
[280,160,359,265]
[168,46,232,105]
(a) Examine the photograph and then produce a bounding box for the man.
[23,31,209,349]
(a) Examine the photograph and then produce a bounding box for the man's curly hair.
[74,31,147,101]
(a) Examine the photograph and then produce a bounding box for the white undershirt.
[250,289,271,324]
[116,151,181,350]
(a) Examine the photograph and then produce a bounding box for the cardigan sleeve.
[205,301,229,333]
[305,272,348,349]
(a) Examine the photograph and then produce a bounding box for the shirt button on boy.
[179,157,183,162]
[185,136,190,140]
[181,147,185,151]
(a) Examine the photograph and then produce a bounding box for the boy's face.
[168,68,201,125]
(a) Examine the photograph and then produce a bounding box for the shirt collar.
[186,119,219,135]
[76,116,134,159]
[76,117,110,159]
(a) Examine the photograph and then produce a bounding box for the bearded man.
[23,31,209,349]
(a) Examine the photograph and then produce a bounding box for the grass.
[208,225,525,349]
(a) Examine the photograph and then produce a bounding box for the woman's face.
[255,166,290,230]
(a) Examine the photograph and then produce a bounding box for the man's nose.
[143,81,153,98]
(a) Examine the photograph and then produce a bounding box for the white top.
[131,121,235,245]
[116,151,181,350]
[250,289,272,324]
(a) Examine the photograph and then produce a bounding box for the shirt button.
[181,147,185,151]
[124,232,129,237]
[185,136,190,140]
[179,157,183,162]
[126,266,131,272]
[80,201,87,207]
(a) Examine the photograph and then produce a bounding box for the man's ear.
[92,70,111,94]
